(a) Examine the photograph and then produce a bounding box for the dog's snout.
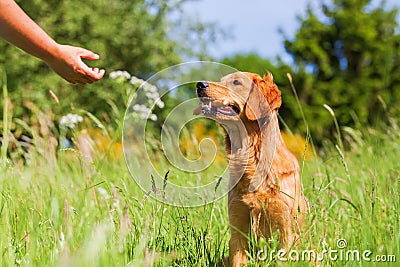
[197,81,209,90]
[196,81,209,96]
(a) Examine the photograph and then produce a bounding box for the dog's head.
[194,71,281,126]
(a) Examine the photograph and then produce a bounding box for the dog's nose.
[196,81,209,90]
[196,81,209,96]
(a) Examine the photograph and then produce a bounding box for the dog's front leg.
[228,196,250,267]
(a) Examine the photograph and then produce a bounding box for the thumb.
[79,48,100,60]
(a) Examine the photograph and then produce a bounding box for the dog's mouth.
[193,97,240,117]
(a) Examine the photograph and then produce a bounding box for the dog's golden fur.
[195,72,308,267]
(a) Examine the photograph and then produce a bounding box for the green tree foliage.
[284,0,400,138]
[221,53,282,76]
[0,0,220,123]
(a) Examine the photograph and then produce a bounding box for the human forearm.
[0,0,60,62]
[0,0,104,84]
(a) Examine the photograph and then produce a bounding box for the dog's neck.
[225,110,280,156]
[225,111,287,192]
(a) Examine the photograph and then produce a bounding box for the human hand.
[45,44,105,84]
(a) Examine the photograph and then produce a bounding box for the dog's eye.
[233,80,241,86]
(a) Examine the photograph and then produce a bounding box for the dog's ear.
[262,72,281,111]
[245,81,269,121]
[245,73,281,121]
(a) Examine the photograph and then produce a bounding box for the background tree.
[283,0,400,140]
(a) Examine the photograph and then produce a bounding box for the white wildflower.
[144,91,165,109]
[143,84,158,93]
[132,104,156,120]
[145,92,160,101]
[59,113,83,129]
[155,99,165,108]
[133,104,151,113]
[139,112,148,119]
[127,77,164,119]
[149,114,158,121]
[109,70,131,80]
[129,76,145,86]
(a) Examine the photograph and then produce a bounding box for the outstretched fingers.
[76,48,105,82]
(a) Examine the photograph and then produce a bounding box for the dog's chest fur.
[224,115,300,209]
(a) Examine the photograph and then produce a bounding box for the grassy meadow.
[1,110,399,267]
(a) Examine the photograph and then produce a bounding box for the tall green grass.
[0,153,230,266]
[1,68,10,168]
[1,120,399,266]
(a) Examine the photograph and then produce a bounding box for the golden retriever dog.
[194,71,308,266]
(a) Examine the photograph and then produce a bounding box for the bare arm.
[0,0,105,84]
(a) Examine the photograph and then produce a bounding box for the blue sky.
[183,0,400,61]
